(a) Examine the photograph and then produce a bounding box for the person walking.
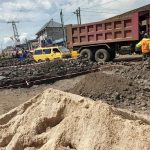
[136,34,150,68]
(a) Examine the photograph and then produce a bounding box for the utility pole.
[7,21,20,46]
[25,38,29,51]
[78,7,81,25]
[60,9,66,47]
[51,19,54,42]
[73,7,81,25]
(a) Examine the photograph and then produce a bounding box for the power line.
[81,10,118,14]
[83,8,120,13]
[64,14,75,23]
[81,0,119,9]
[72,0,120,25]
[80,9,118,23]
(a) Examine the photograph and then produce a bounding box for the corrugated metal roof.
[36,20,62,35]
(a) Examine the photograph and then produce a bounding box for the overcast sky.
[0,0,149,49]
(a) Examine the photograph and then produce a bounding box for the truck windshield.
[59,47,70,52]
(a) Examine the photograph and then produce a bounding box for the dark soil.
[0,59,99,87]
[0,57,34,67]
[69,63,150,114]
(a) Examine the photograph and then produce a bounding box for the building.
[2,46,15,58]
[27,39,39,51]
[36,19,64,47]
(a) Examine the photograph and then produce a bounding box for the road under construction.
[0,3,150,150]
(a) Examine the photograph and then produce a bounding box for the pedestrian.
[139,31,145,41]
[136,34,150,68]
[16,50,19,58]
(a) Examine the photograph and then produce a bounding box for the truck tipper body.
[66,4,150,61]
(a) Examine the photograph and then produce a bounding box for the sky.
[0,0,149,49]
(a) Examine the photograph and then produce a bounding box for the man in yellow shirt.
[136,34,150,67]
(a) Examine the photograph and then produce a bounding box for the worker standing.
[136,34,150,68]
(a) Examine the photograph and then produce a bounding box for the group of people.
[136,32,150,68]
[12,49,29,61]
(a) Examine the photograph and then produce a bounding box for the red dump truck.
[66,5,150,62]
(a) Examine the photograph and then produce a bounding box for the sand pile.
[0,88,150,150]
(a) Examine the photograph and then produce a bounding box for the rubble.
[69,62,150,114]
[0,57,34,67]
[0,59,99,88]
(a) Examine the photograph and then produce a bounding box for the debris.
[69,62,150,114]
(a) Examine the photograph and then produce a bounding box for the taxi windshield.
[59,47,70,52]
[34,50,42,55]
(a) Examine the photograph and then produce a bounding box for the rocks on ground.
[0,59,99,87]
[69,62,150,114]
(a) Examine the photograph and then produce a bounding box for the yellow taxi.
[33,46,79,62]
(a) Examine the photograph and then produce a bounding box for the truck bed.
[66,13,139,49]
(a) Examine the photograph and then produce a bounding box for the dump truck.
[66,4,150,62]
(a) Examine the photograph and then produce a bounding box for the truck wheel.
[80,49,92,61]
[95,49,110,62]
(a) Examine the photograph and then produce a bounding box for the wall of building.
[46,27,63,40]
[36,27,65,47]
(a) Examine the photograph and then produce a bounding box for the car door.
[33,49,43,62]
[43,48,52,60]
[52,48,62,59]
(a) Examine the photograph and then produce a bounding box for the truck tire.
[95,49,110,62]
[80,49,93,61]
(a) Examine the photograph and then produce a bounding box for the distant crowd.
[0,49,31,61]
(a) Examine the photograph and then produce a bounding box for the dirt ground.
[0,76,84,115]
[0,55,149,116]
[70,71,150,114]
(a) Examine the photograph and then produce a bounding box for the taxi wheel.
[38,59,42,62]
[45,58,50,62]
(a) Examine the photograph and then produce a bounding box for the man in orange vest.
[136,34,150,67]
